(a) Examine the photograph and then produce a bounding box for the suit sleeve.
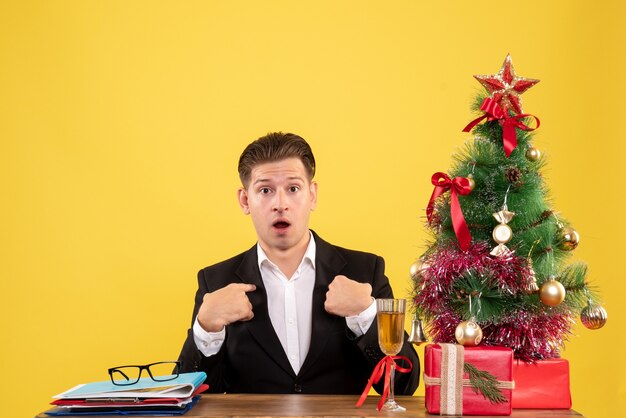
[176,269,227,392]
[352,255,420,395]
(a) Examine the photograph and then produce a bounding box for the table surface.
[36,394,584,417]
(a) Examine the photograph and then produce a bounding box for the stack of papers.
[45,372,208,416]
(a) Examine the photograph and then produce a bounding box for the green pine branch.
[560,262,594,310]
[464,362,508,404]
[450,269,523,322]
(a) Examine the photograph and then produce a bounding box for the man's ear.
[309,181,318,211]
[238,188,250,214]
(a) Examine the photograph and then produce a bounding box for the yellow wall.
[1,1,624,416]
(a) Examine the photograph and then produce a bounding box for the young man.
[177,132,419,394]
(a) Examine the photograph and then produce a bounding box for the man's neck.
[260,234,311,279]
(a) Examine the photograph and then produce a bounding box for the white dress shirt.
[193,232,377,374]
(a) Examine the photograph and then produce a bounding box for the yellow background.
[1,1,624,416]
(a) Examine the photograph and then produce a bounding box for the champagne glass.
[376,298,406,412]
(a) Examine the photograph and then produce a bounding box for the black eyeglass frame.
[108,361,182,386]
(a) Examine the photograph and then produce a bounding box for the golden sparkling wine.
[376,298,406,412]
[377,311,405,355]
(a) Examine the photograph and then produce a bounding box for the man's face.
[238,158,317,253]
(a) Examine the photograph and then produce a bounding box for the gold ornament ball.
[526,146,541,161]
[581,305,608,330]
[467,174,476,191]
[410,259,429,278]
[409,260,421,278]
[557,227,580,251]
[455,320,483,346]
[539,279,566,306]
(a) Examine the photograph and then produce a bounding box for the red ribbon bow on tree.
[462,97,540,157]
[356,355,413,411]
[426,172,472,251]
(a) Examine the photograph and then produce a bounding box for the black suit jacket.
[177,231,420,394]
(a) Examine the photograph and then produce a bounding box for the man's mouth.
[273,220,291,230]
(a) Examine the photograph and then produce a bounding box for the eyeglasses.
[108,361,181,386]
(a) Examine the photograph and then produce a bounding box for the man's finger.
[236,283,257,293]
[241,311,255,322]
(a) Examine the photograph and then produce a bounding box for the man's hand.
[324,275,373,317]
[197,283,256,332]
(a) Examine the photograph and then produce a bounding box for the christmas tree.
[411,55,607,362]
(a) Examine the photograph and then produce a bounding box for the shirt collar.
[257,230,316,272]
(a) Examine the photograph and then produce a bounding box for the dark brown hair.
[238,132,316,187]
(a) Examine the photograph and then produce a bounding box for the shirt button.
[293,384,302,393]
[288,318,294,324]
[202,341,209,347]
[290,354,296,360]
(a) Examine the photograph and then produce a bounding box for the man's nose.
[273,189,288,212]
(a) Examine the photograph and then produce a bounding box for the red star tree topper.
[474,54,539,114]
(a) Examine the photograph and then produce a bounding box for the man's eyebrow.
[252,176,305,185]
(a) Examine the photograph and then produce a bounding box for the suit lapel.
[298,232,347,377]
[235,245,296,378]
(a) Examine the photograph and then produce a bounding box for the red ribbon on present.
[426,172,472,251]
[462,97,540,157]
[356,355,413,411]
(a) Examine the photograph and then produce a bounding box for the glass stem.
[388,362,396,404]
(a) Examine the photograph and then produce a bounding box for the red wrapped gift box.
[512,358,572,409]
[424,344,513,416]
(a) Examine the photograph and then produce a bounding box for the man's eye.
[289,186,300,192]
[260,188,271,194]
